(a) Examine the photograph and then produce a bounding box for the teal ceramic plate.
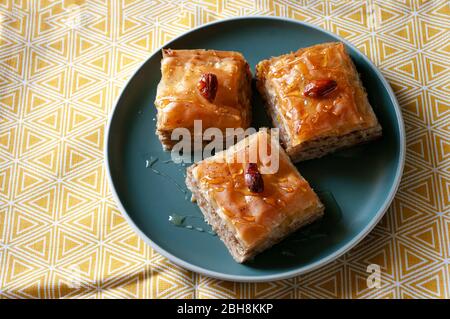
[105,17,405,282]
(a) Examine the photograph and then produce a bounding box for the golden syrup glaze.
[155,49,251,132]
[192,131,321,249]
[256,42,379,146]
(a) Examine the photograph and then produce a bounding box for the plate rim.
[104,16,406,282]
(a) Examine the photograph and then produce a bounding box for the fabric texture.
[0,0,449,298]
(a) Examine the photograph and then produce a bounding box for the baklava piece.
[256,42,382,162]
[185,130,324,263]
[154,49,252,150]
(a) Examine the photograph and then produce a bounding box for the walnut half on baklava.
[185,130,324,263]
[256,42,382,162]
[154,49,252,150]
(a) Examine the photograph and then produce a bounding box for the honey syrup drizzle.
[145,157,189,200]
[168,213,216,236]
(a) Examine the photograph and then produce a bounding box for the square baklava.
[185,130,324,263]
[256,42,382,162]
[154,49,252,150]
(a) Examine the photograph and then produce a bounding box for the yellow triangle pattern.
[0,0,448,299]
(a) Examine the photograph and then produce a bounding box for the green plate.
[105,17,405,282]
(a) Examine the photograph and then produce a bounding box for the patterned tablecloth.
[0,0,449,299]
